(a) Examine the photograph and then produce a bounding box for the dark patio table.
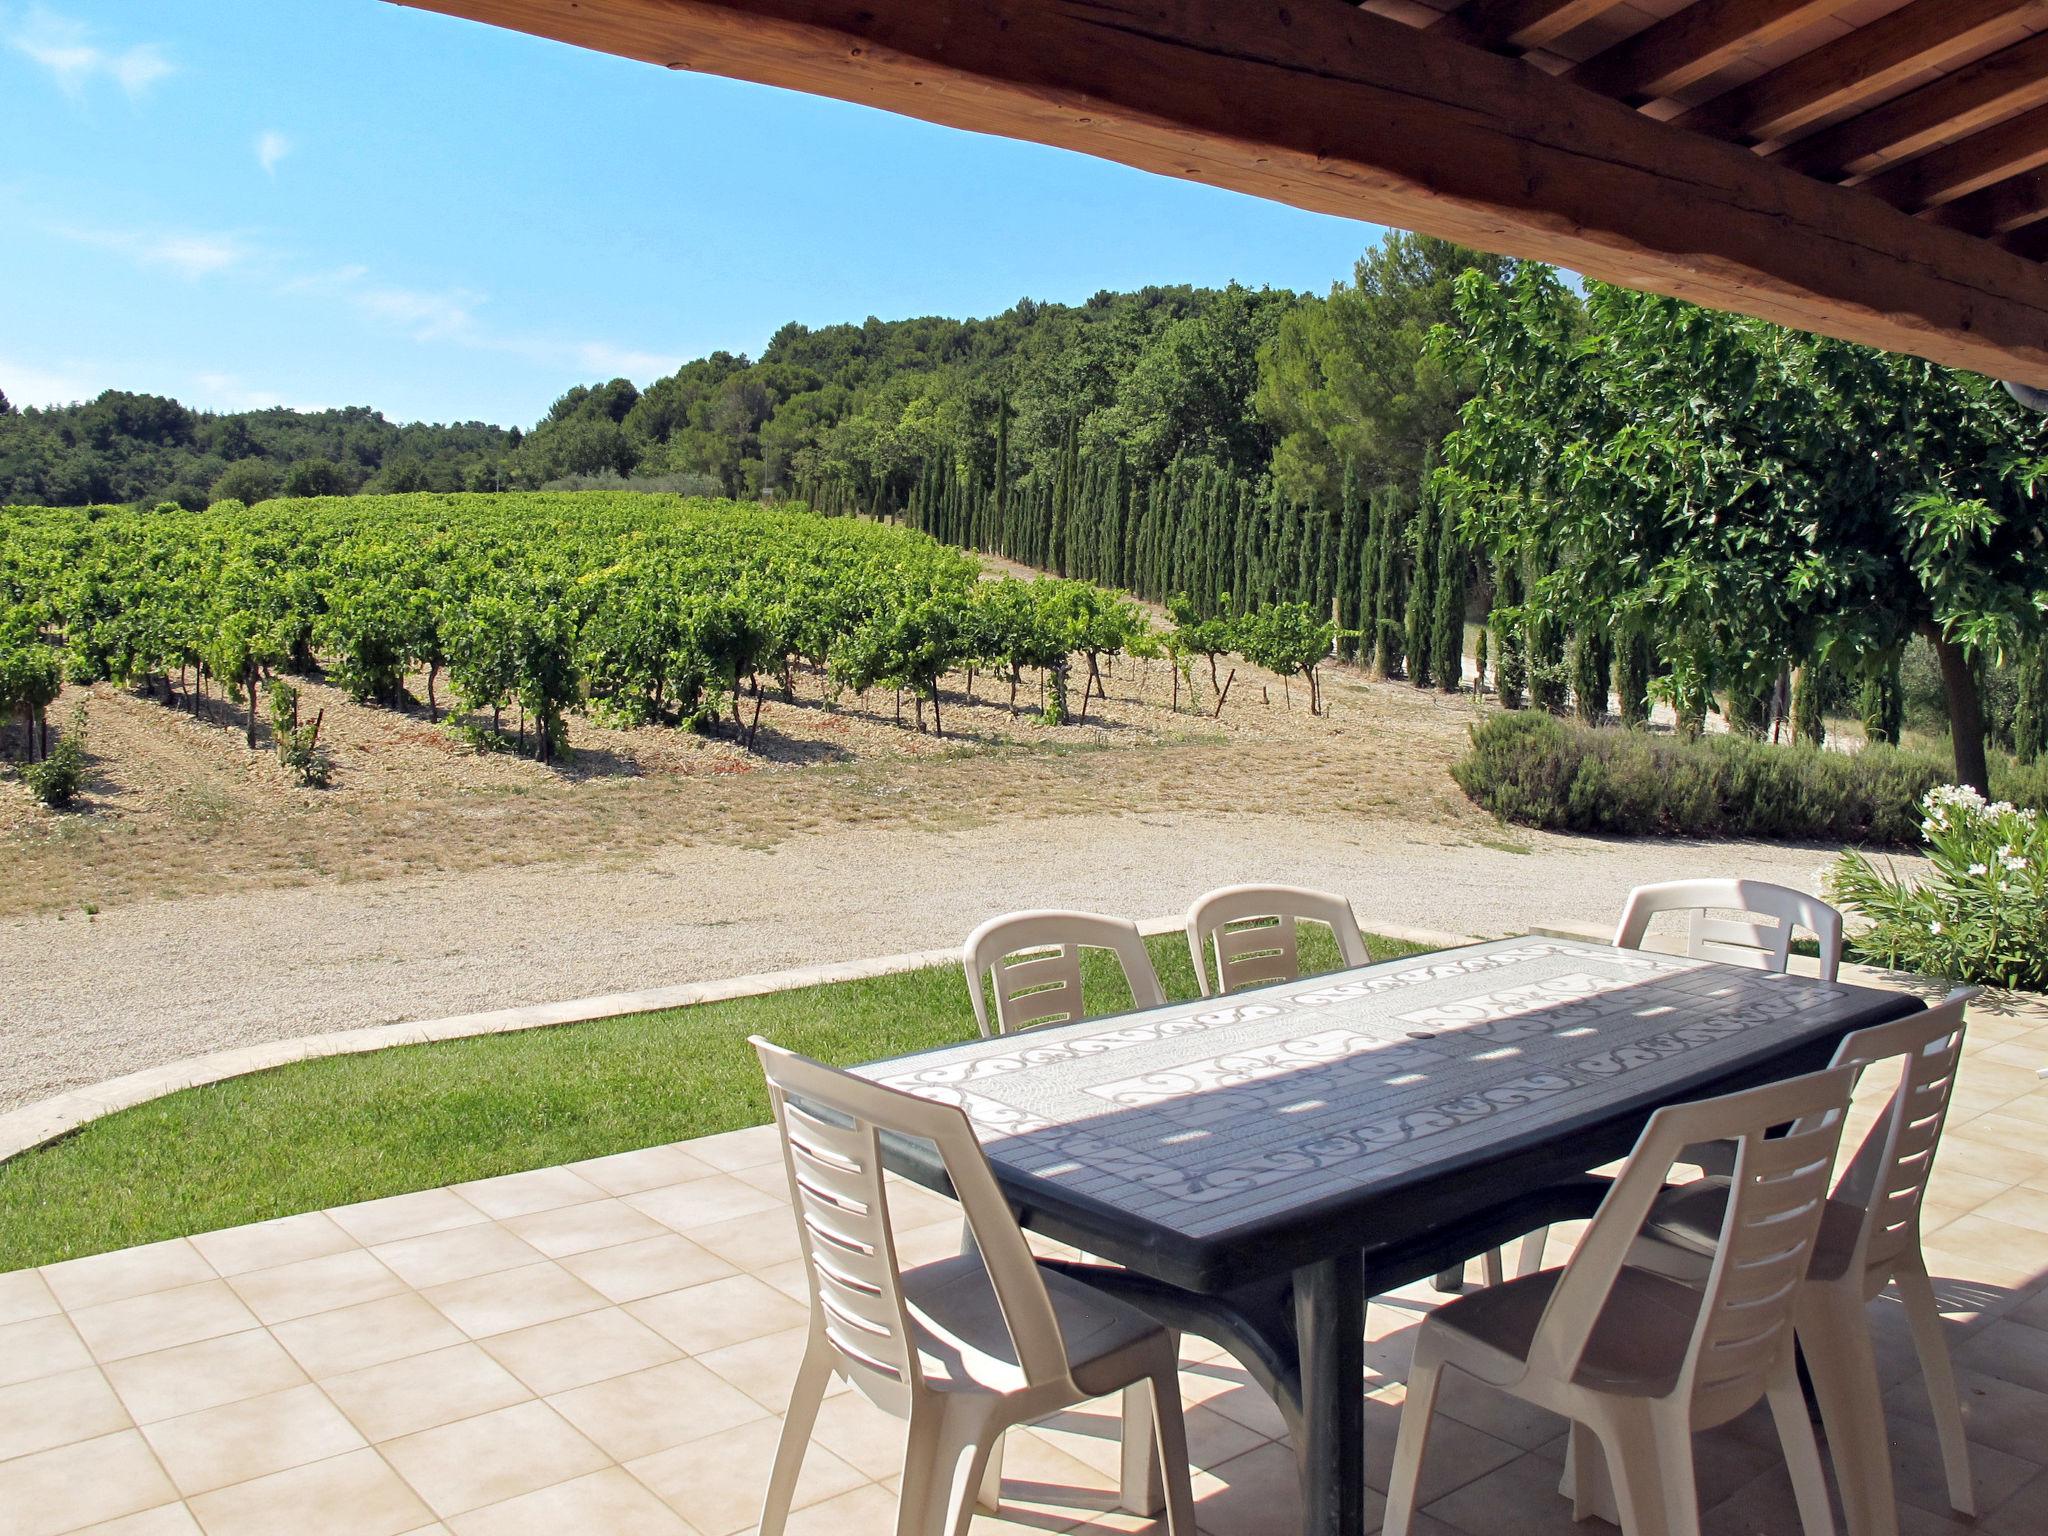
[855,935,1923,1536]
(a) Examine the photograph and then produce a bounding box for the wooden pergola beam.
[1863,99,2048,210]
[1566,0,1846,103]
[1428,0,1620,52]
[1933,164,2048,236]
[1773,30,2048,180]
[1674,0,2046,144]
[390,0,2048,381]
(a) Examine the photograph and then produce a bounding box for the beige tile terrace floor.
[5,993,2048,1536]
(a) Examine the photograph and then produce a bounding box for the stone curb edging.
[0,914,1482,1164]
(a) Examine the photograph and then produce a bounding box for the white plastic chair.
[1631,992,1976,1534]
[1184,883,1371,997]
[1382,1065,1858,1536]
[1614,878,1844,982]
[1485,878,1850,1289]
[962,911,1166,1038]
[752,1038,1197,1536]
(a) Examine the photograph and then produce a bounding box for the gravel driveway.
[0,810,1876,1113]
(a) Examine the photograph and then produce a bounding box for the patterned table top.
[859,938,1914,1255]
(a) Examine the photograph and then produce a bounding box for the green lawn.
[0,928,1436,1269]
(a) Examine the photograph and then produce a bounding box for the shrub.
[22,706,88,807]
[1828,786,2048,990]
[1452,710,1949,845]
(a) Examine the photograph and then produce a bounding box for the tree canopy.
[1432,264,2048,791]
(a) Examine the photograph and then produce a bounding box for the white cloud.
[0,354,98,408]
[571,341,682,378]
[47,219,254,279]
[191,370,325,414]
[256,130,291,175]
[9,8,173,99]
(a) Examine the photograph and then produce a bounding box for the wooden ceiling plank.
[1933,164,2048,235]
[1429,0,1622,51]
[1863,98,2048,209]
[1997,218,2048,256]
[1566,0,1850,102]
[1773,30,2048,179]
[1675,0,2046,143]
[390,0,2048,381]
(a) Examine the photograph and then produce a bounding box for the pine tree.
[1431,511,1465,693]
[1405,493,1436,688]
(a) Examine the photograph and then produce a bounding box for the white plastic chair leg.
[1516,1228,1549,1278]
[896,1403,944,1536]
[1591,1401,1699,1536]
[1379,1355,1441,1536]
[936,1404,1004,1536]
[1560,1418,1620,1526]
[759,1333,833,1536]
[1120,1381,1164,1514]
[1146,1364,1199,1536]
[1481,1247,1505,1288]
[1796,1292,1895,1536]
[976,1431,1003,1512]
[1895,1262,1975,1516]
[1766,1369,1839,1536]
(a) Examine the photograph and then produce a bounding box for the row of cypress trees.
[845,427,1483,695]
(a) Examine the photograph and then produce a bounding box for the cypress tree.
[1373,489,1404,678]
[1615,624,1653,728]
[1860,658,1904,746]
[1336,465,1362,660]
[1405,492,1436,688]
[1491,555,1525,708]
[1431,511,1465,693]
[2014,643,2048,764]
[994,397,1010,554]
[1570,625,1611,724]
[1793,658,1828,747]
[1359,488,1383,669]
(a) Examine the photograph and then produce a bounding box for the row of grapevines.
[0,493,1184,765]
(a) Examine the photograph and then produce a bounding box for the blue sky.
[0,2,1385,428]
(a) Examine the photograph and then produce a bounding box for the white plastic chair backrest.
[962,910,1166,1038]
[1614,879,1844,982]
[1184,884,1372,998]
[1528,1065,1855,1426]
[1824,991,1973,1284]
[752,1039,1075,1412]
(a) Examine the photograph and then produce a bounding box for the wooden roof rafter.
[396,0,2048,382]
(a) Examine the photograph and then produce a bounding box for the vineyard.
[0,493,1363,806]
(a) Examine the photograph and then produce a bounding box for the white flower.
[1969,862,1989,876]
[1930,921,1944,935]
[1990,800,2018,818]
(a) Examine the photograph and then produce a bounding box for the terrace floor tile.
[102,1327,310,1424]
[189,1212,359,1279]
[0,1308,93,1387]
[19,998,2048,1536]
[0,1429,181,1536]
[141,1381,367,1496]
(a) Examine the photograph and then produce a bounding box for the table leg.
[1294,1254,1367,1536]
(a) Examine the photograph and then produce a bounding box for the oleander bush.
[1829,785,2048,990]
[1452,711,1946,845]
